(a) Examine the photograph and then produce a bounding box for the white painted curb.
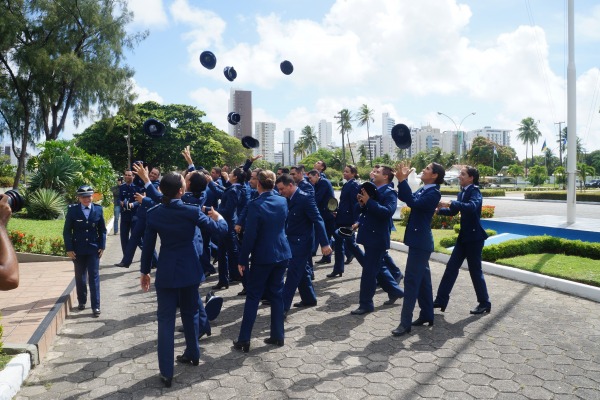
[0,353,30,400]
[390,241,600,303]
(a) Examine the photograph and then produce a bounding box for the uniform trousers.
[119,212,135,253]
[400,247,434,329]
[113,205,120,234]
[332,229,358,274]
[283,240,317,311]
[238,261,287,342]
[217,231,240,285]
[359,246,404,311]
[383,251,403,281]
[120,218,158,266]
[156,284,200,379]
[435,239,490,307]
[73,254,100,310]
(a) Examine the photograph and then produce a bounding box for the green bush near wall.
[524,191,600,201]
[482,236,600,262]
[439,229,497,248]
[440,188,506,197]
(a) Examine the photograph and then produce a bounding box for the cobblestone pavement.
[16,233,600,399]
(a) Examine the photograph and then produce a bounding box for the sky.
[64,0,600,161]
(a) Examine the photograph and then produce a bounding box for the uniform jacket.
[298,178,315,197]
[397,180,441,252]
[313,177,335,222]
[141,200,228,287]
[336,178,360,226]
[238,191,292,266]
[217,183,242,231]
[119,183,142,218]
[286,189,328,253]
[237,187,259,229]
[356,184,397,250]
[437,184,488,243]
[63,204,107,255]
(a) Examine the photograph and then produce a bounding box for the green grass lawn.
[0,353,11,370]
[496,254,600,287]
[8,217,65,239]
[391,223,456,254]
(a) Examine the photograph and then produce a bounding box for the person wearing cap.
[350,166,404,316]
[275,173,331,313]
[119,170,142,253]
[63,185,107,317]
[392,162,445,336]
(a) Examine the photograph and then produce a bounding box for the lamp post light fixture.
[437,111,476,161]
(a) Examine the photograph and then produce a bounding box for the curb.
[0,353,30,400]
[389,241,600,303]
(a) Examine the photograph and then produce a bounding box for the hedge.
[439,229,497,248]
[524,191,600,202]
[440,188,506,197]
[481,235,600,262]
[0,177,13,187]
[399,205,496,229]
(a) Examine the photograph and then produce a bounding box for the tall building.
[228,88,252,140]
[283,128,295,166]
[318,119,333,148]
[412,125,441,154]
[254,122,276,162]
[381,112,396,158]
[465,126,512,151]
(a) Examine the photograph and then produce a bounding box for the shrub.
[26,189,67,220]
[0,177,13,187]
[440,188,505,197]
[439,229,497,248]
[49,238,66,256]
[481,205,496,218]
[400,205,495,229]
[8,230,36,252]
[482,236,600,262]
[524,191,600,202]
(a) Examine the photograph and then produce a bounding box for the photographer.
[0,195,19,290]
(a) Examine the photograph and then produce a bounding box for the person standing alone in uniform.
[63,185,106,317]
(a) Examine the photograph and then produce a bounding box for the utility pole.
[554,121,564,167]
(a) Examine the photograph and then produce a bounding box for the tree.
[517,117,542,177]
[356,104,375,166]
[76,102,244,172]
[578,163,595,190]
[335,109,353,169]
[465,136,517,170]
[1,0,146,187]
[586,150,600,177]
[507,164,524,187]
[299,126,319,155]
[527,165,548,187]
[358,144,368,167]
[553,166,566,188]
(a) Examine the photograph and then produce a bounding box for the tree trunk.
[341,129,346,170]
[12,122,29,189]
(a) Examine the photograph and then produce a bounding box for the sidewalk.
[11,232,600,399]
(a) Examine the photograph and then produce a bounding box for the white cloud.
[188,87,230,131]
[577,4,600,41]
[132,80,164,104]
[128,0,169,28]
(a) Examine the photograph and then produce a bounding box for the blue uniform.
[397,180,441,329]
[216,183,243,285]
[355,185,404,312]
[282,189,328,312]
[141,199,227,380]
[237,191,292,343]
[63,203,106,311]
[119,182,142,253]
[332,178,360,274]
[435,185,490,309]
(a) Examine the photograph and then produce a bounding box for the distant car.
[585,179,600,188]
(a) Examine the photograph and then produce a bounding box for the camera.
[1,190,24,213]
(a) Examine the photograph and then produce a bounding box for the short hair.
[295,164,306,173]
[380,165,394,183]
[275,173,295,186]
[231,167,245,184]
[307,169,320,177]
[431,162,446,185]
[346,164,358,178]
[211,167,222,175]
[187,171,208,196]
[151,167,161,174]
[464,165,480,185]
[278,167,290,174]
[374,164,380,169]
[258,170,276,190]
[160,172,183,204]
[317,160,327,171]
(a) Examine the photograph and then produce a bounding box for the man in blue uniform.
[119,170,142,253]
[276,174,332,313]
[307,169,335,265]
[63,185,106,317]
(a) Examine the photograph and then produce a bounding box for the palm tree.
[507,164,524,187]
[335,109,353,169]
[517,117,541,177]
[299,125,319,154]
[356,104,375,166]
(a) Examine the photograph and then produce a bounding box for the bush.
[400,205,495,229]
[0,177,13,187]
[482,236,600,262]
[26,189,67,220]
[524,191,600,202]
[439,229,497,248]
[440,188,506,197]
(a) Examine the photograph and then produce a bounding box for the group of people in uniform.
[62,146,492,388]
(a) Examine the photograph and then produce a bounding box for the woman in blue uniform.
[140,172,227,387]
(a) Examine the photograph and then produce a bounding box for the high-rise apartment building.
[283,128,295,166]
[465,126,511,151]
[381,112,396,158]
[254,122,276,162]
[228,88,252,140]
[318,119,333,148]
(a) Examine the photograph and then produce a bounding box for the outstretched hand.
[395,161,411,182]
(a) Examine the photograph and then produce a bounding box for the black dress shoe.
[293,301,317,308]
[326,272,342,278]
[212,282,229,290]
[412,317,434,326]
[392,324,411,336]
[114,262,130,268]
[344,256,354,265]
[237,288,247,296]
[350,308,371,315]
[92,308,101,317]
[199,328,211,339]
[383,294,403,305]
[433,300,447,312]
[77,304,85,311]
[233,340,250,353]
[160,375,172,388]
[314,257,331,265]
[470,304,491,315]
[264,337,284,346]
[176,354,199,366]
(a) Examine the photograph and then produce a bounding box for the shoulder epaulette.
[68,203,78,207]
[147,204,161,213]
[183,202,201,207]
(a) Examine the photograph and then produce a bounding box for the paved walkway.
[15,233,600,399]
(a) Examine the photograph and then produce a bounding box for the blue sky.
[66,0,600,160]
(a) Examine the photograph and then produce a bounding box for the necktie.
[85,206,90,209]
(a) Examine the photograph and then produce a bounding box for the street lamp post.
[437,111,476,162]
